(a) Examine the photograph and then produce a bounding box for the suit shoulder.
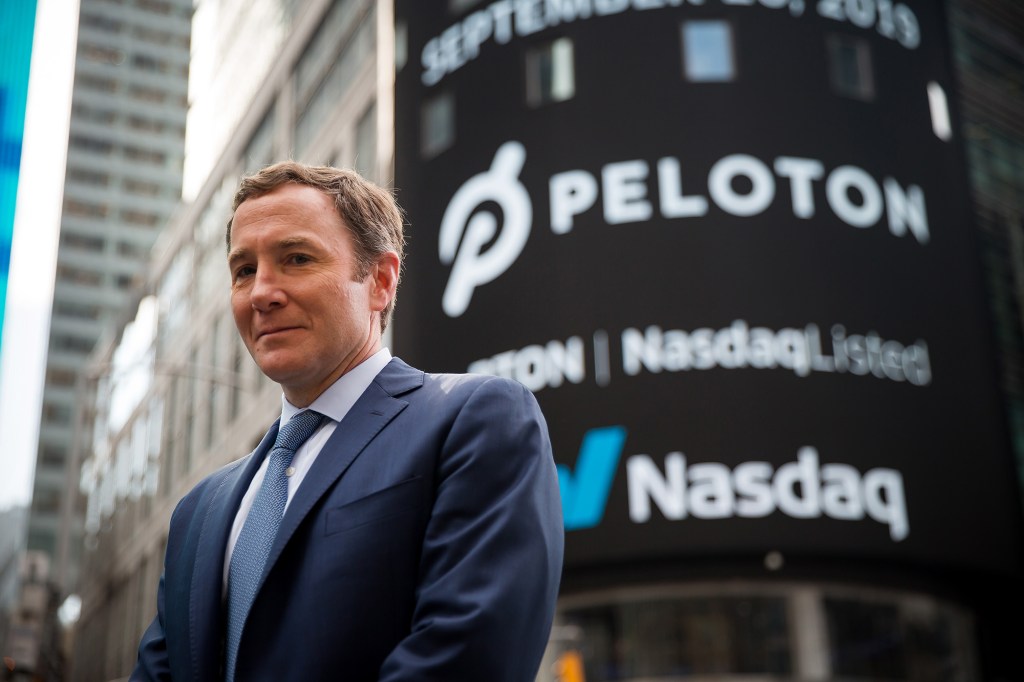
[423,371,536,402]
[421,374,547,433]
[387,359,541,418]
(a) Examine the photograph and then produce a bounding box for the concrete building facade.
[27,0,192,599]
[69,0,389,678]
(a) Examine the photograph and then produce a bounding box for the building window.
[244,109,276,173]
[682,20,736,82]
[827,35,874,100]
[295,0,366,111]
[132,25,173,44]
[69,134,114,154]
[294,12,376,155]
[27,529,56,557]
[561,594,792,675]
[132,53,170,73]
[45,368,78,388]
[161,385,177,498]
[55,265,103,286]
[52,334,98,352]
[133,26,189,51]
[64,198,110,219]
[526,38,575,107]
[81,44,124,65]
[124,178,162,196]
[79,12,123,32]
[126,115,166,133]
[355,102,377,181]
[136,0,172,14]
[557,586,977,680]
[77,74,118,92]
[40,444,67,468]
[61,232,105,252]
[121,209,161,227]
[54,301,101,319]
[31,489,61,514]
[42,401,74,425]
[421,91,455,159]
[183,374,196,472]
[128,85,168,103]
[117,240,146,257]
[70,103,116,125]
[123,146,167,166]
[67,166,111,185]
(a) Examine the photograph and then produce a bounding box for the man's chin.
[254,357,308,386]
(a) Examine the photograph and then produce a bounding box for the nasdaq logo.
[558,427,908,541]
[558,426,627,531]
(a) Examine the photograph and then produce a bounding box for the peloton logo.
[439,142,531,317]
[439,141,929,317]
[558,427,910,541]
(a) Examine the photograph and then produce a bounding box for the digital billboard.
[393,0,1022,575]
[0,2,38,352]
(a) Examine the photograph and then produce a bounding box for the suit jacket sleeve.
[377,377,564,682]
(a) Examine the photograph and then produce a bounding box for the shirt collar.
[280,348,393,425]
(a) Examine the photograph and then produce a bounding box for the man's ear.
[368,251,400,313]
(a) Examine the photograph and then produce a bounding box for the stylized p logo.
[558,426,627,531]
[438,141,532,317]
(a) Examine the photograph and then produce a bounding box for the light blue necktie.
[224,409,325,682]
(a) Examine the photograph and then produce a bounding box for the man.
[132,162,564,681]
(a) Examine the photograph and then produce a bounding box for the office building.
[27,0,191,601]
[69,0,387,678]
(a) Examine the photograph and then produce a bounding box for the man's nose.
[250,266,286,310]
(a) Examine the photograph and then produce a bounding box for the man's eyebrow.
[227,237,319,265]
[277,236,317,249]
[227,247,250,266]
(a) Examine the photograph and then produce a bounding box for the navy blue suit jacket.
[132,358,564,681]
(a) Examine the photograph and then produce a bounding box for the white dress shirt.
[223,348,392,589]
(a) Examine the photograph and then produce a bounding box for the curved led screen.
[393,0,1022,574]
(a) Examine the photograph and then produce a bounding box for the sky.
[0,0,79,511]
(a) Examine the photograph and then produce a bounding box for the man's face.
[228,184,394,406]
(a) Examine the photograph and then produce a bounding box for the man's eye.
[234,266,255,280]
[289,254,311,264]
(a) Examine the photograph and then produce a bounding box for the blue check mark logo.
[557,426,627,531]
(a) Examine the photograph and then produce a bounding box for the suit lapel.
[261,359,423,584]
[189,359,424,671]
[188,423,278,680]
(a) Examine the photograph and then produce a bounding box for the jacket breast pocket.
[324,476,425,537]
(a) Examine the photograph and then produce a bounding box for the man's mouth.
[257,326,298,340]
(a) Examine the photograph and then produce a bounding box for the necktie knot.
[273,409,325,456]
